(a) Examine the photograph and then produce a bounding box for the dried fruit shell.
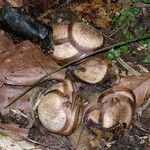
[38,90,83,135]
[52,22,104,64]
[84,88,136,131]
[73,57,113,84]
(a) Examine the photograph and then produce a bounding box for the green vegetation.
[143,55,150,63]
[108,0,150,63]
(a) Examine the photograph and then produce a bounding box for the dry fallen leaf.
[0,30,65,111]
[0,39,65,87]
[0,84,29,111]
[0,30,15,54]
[68,125,92,150]
[7,0,23,7]
[0,128,41,150]
[22,0,59,17]
[115,72,150,107]
[69,0,121,28]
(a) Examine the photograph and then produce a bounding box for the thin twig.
[116,57,141,77]
[109,24,126,38]
[1,35,150,110]
[98,31,114,41]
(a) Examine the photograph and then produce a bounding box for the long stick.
[1,36,150,110]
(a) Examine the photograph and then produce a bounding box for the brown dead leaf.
[0,39,65,87]
[89,128,115,149]
[0,123,29,136]
[23,0,59,17]
[0,30,65,111]
[0,30,15,54]
[7,0,23,7]
[68,125,92,150]
[69,0,121,28]
[0,128,40,150]
[0,84,30,112]
[115,72,150,107]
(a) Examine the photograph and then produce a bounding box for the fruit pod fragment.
[33,79,83,135]
[72,56,114,84]
[52,22,104,64]
[84,88,136,131]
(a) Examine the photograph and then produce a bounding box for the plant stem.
[1,35,150,110]
[116,57,141,77]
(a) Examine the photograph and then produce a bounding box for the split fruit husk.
[52,22,104,64]
[36,79,83,135]
[72,56,115,84]
[84,87,136,131]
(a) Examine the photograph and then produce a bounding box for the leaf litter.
[0,0,149,149]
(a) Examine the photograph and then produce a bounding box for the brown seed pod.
[84,88,136,131]
[36,79,83,135]
[52,22,104,64]
[72,56,113,84]
[44,78,77,96]
[37,90,83,135]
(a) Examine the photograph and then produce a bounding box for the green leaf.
[120,45,130,55]
[139,38,150,49]
[122,30,134,40]
[139,40,145,45]
[140,0,150,4]
[107,48,116,60]
[120,9,129,16]
[144,39,150,49]
[107,53,114,61]
[113,49,121,58]
[138,27,145,36]
[107,48,121,60]
[130,7,141,15]
[143,55,150,64]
